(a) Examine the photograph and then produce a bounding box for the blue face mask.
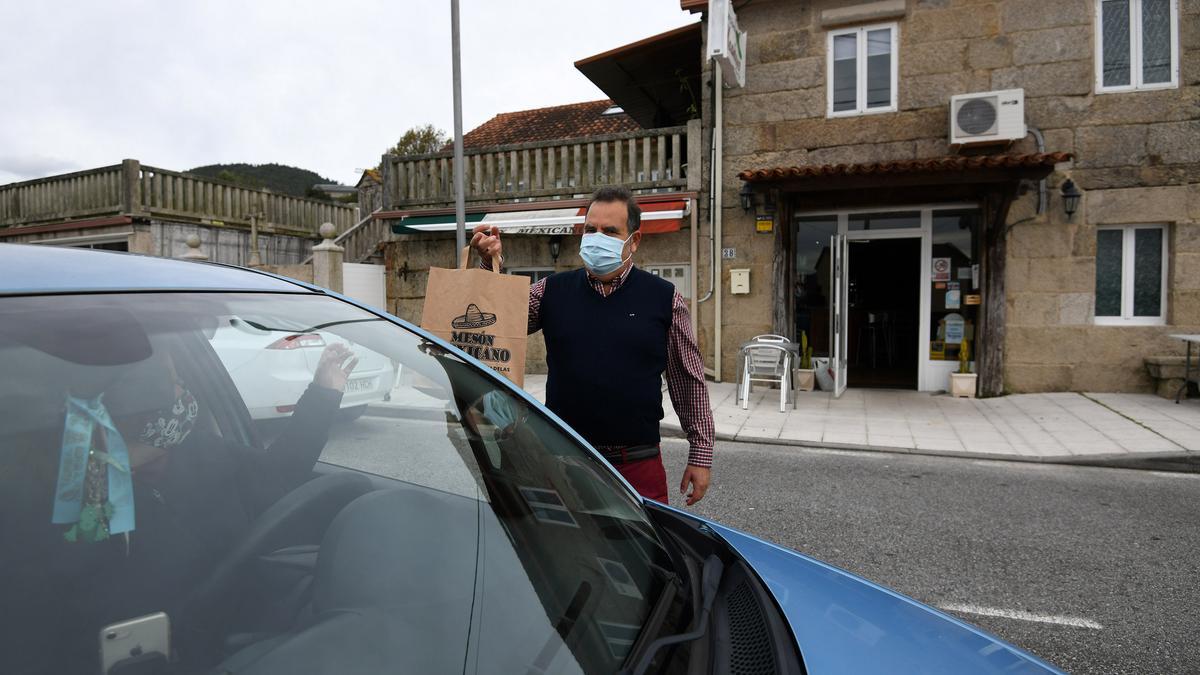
[579,232,631,276]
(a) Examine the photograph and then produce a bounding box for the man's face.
[583,199,640,279]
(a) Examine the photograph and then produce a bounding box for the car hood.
[706,521,1064,675]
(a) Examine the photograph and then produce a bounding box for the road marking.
[937,603,1103,630]
[1149,471,1200,479]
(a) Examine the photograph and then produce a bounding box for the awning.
[574,23,702,128]
[389,196,691,235]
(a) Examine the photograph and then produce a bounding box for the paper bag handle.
[460,246,500,274]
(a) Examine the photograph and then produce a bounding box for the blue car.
[0,244,1063,675]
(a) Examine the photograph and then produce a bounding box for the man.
[471,187,714,505]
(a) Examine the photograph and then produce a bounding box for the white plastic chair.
[739,343,794,412]
[750,334,789,343]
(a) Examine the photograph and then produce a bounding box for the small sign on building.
[932,257,951,282]
[755,214,774,233]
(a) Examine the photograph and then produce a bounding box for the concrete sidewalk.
[520,375,1199,465]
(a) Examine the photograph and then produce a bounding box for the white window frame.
[1094,0,1180,93]
[826,22,899,118]
[1094,224,1168,326]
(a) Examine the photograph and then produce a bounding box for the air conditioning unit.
[949,89,1026,146]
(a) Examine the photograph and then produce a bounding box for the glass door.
[796,204,981,393]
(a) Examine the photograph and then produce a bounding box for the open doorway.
[846,238,920,388]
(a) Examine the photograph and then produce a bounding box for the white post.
[312,222,344,293]
[248,212,263,267]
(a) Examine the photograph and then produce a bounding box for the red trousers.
[614,454,669,504]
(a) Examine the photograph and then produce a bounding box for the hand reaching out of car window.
[313,343,359,392]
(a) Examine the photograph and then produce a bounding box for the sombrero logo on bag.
[451,304,497,329]
[449,303,510,363]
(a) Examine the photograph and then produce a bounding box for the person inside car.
[3,331,359,675]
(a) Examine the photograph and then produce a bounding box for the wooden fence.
[0,160,356,234]
[382,126,690,208]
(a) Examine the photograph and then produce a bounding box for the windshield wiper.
[233,317,382,333]
[620,554,724,675]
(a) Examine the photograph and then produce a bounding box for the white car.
[210,316,397,420]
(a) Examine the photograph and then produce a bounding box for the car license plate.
[345,377,376,393]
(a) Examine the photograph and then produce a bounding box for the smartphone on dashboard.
[99,612,170,674]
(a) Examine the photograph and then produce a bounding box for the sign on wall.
[707,0,746,88]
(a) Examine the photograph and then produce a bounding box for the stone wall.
[257,264,314,284]
[699,0,1200,389]
[1005,187,1200,392]
[384,229,695,374]
[151,220,313,266]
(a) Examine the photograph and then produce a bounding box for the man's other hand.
[680,465,710,506]
[470,224,503,266]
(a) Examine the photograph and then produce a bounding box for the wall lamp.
[1060,179,1081,220]
[549,235,562,263]
[739,182,756,213]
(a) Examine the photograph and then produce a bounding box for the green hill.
[187,163,340,200]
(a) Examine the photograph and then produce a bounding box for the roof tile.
[461,99,641,149]
[738,153,1074,182]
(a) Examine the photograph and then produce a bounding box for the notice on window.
[946,289,961,310]
[944,314,965,345]
[932,257,951,282]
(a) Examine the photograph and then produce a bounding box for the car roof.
[0,244,316,295]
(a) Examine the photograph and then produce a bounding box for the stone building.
[684,0,1198,396]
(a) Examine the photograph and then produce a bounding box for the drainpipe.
[698,60,722,380]
[699,66,718,305]
[690,202,699,338]
[1028,127,1046,215]
[712,60,724,382]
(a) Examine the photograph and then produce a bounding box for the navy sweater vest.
[541,267,675,447]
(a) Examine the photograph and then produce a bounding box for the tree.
[385,124,450,157]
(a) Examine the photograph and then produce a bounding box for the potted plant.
[949,339,977,398]
[794,331,816,392]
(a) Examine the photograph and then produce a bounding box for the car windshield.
[0,291,680,675]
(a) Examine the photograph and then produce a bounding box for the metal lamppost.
[451,0,467,265]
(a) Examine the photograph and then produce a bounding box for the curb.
[660,423,1199,473]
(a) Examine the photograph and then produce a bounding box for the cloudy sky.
[0,1,697,185]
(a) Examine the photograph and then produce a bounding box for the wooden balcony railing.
[382,126,690,208]
[0,160,357,235]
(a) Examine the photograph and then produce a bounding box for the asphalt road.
[660,438,1200,675]
[309,413,1200,674]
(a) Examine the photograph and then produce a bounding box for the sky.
[0,0,698,185]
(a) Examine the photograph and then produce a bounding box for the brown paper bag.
[421,247,531,386]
